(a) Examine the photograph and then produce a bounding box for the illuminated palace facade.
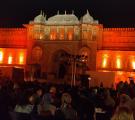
[0,10,135,86]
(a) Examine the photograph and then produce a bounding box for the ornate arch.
[79,46,91,57]
[31,45,44,63]
[50,49,71,79]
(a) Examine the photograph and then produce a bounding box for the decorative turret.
[81,10,99,24]
[34,10,46,24]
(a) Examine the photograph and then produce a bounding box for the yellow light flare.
[102,54,108,68]
[116,56,121,69]
[0,51,3,63]
[8,55,12,64]
[132,61,135,69]
[68,33,72,40]
[50,34,56,40]
[40,35,43,39]
[50,34,53,40]
[19,53,24,64]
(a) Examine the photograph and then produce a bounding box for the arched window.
[50,27,57,40]
[32,46,43,62]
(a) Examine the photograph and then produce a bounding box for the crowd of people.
[0,78,135,120]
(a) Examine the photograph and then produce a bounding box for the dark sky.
[0,0,135,27]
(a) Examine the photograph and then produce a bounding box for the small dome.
[82,10,94,24]
[34,11,46,24]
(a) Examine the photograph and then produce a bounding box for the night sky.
[0,0,135,27]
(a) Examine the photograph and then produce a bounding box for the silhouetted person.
[58,63,66,79]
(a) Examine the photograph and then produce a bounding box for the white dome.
[82,10,94,24]
[47,13,79,25]
[34,14,46,24]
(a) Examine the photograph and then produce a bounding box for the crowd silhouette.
[0,77,135,120]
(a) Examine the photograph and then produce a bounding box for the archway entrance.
[52,50,69,82]
[27,46,43,81]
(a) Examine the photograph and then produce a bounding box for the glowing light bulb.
[132,61,135,69]
[0,51,3,63]
[8,55,12,64]
[116,56,121,69]
[19,53,24,64]
[102,54,108,68]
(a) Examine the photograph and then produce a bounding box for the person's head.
[119,94,131,106]
[100,82,103,87]
[35,87,42,97]
[129,80,135,87]
[61,93,72,104]
[29,95,35,105]
[13,83,20,89]
[49,86,56,96]
[104,89,111,98]
[111,106,134,120]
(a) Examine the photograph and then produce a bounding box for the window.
[59,28,65,40]
[67,28,73,40]
[50,27,57,40]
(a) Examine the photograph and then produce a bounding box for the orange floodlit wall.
[114,71,135,84]
[97,50,135,83]
[102,28,135,50]
[97,50,135,71]
[0,28,27,48]
[0,48,26,65]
